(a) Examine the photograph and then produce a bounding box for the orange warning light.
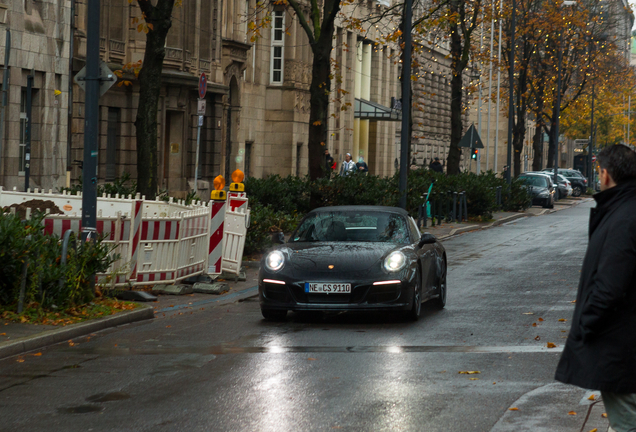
[231,169,245,184]
[213,175,225,190]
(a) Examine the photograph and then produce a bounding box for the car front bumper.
[258,278,414,312]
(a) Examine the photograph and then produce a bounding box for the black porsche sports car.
[258,206,448,321]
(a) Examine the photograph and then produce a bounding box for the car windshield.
[291,211,410,244]
[520,176,548,187]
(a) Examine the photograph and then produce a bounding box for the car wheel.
[572,186,582,197]
[261,309,287,321]
[430,259,447,309]
[542,198,550,209]
[408,270,422,321]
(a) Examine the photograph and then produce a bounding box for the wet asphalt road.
[0,202,592,432]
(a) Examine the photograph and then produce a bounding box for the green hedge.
[0,212,117,311]
[243,170,530,254]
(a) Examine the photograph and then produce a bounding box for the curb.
[0,304,154,361]
[489,213,530,227]
[448,225,480,236]
[157,285,259,313]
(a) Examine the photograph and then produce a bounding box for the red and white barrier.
[208,200,226,275]
[221,192,250,275]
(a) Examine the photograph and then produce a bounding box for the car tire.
[261,309,287,321]
[408,269,423,321]
[430,259,447,309]
[572,186,582,197]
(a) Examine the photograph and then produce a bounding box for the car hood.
[283,242,401,273]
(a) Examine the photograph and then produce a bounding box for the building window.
[270,10,285,85]
[19,89,27,174]
[105,108,120,181]
[245,141,253,178]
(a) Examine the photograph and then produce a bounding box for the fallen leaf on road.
[68,341,75,347]
[558,318,567,322]
[602,413,607,418]
[588,394,596,401]
[169,305,174,307]
[493,382,496,385]
[534,336,541,341]
[568,411,576,415]
[469,378,479,380]
[538,318,544,322]
[588,429,597,432]
[32,352,42,356]
[307,358,316,361]
[571,300,576,303]
[509,407,518,411]
[16,358,24,363]
[166,325,171,328]
[0,333,5,336]
[547,342,557,348]
[458,371,480,374]
[532,323,537,327]
[522,312,534,315]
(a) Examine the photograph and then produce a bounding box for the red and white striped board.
[228,192,248,213]
[207,200,226,275]
[128,200,144,282]
[43,218,82,236]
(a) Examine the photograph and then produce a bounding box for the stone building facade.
[0,0,72,191]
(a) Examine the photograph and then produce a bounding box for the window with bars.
[270,11,285,85]
[19,89,27,174]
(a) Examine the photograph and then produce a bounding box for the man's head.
[325,149,330,156]
[358,156,364,163]
[345,153,352,162]
[434,157,440,162]
[597,144,636,191]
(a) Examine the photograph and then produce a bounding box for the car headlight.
[384,251,406,272]
[265,250,285,271]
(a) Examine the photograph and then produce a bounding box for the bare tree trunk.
[135,0,175,200]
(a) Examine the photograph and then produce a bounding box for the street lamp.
[553,0,577,195]
[506,0,516,184]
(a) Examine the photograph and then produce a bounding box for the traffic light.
[471,149,478,160]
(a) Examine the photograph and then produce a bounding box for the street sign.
[574,139,589,146]
[74,61,117,97]
[592,155,597,163]
[198,73,207,99]
[458,124,484,149]
[197,99,206,115]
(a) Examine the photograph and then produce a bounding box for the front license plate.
[305,283,351,294]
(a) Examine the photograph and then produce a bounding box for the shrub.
[0,212,117,311]
[245,203,303,255]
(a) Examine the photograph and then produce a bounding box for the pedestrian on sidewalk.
[325,149,335,177]
[356,157,369,175]
[340,153,357,177]
[555,144,636,432]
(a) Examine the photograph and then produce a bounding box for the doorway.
[163,111,184,192]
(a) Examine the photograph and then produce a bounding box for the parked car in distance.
[542,168,587,197]
[528,172,572,199]
[518,173,555,208]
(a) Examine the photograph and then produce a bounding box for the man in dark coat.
[555,144,636,432]
[429,157,443,173]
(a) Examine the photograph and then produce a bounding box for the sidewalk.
[422,196,591,240]
[0,265,260,360]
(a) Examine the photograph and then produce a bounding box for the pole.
[194,114,202,194]
[628,94,631,146]
[0,30,10,179]
[477,21,484,174]
[66,0,76,187]
[24,74,33,191]
[589,83,594,188]
[486,5,495,172]
[81,0,100,263]
[506,0,515,184]
[495,1,503,173]
[553,30,563,192]
[398,0,413,209]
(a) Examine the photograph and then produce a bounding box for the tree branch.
[286,0,316,45]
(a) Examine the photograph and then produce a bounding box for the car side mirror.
[418,233,437,247]
[272,231,285,244]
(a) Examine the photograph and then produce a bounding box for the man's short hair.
[597,144,636,184]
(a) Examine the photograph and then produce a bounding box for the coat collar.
[589,179,636,236]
